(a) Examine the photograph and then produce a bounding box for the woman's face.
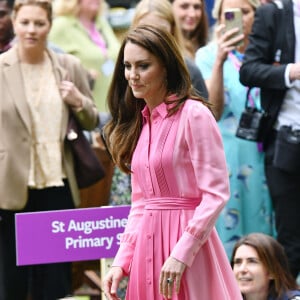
[79,0,101,18]
[220,0,255,38]
[171,0,202,33]
[233,245,272,299]
[124,41,167,110]
[13,5,51,51]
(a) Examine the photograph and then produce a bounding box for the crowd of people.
[0,0,299,299]
[195,0,274,258]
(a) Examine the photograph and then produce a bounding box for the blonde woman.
[131,0,208,99]
[170,0,209,59]
[49,0,120,113]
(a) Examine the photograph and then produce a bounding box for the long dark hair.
[104,25,207,173]
[231,233,299,299]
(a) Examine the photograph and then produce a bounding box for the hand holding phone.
[224,8,244,47]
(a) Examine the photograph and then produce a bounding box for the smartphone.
[224,8,244,47]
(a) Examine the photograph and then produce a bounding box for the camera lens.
[225,12,234,20]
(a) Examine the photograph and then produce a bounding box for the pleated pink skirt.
[125,198,242,300]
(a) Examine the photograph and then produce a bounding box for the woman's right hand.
[103,266,123,300]
[215,24,244,64]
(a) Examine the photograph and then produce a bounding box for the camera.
[236,107,266,141]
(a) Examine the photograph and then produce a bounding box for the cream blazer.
[0,46,99,210]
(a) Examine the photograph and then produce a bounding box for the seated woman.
[231,233,300,300]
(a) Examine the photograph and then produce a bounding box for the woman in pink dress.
[102,25,242,300]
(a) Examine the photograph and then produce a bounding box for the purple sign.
[15,205,130,266]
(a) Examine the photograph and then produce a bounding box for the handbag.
[273,125,300,173]
[236,88,268,142]
[66,113,105,188]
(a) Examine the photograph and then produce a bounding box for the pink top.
[89,24,107,56]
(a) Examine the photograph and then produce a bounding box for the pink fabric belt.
[144,197,200,210]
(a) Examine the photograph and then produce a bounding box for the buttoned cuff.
[170,231,202,267]
[112,243,134,275]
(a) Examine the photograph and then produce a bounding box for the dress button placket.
[145,212,154,298]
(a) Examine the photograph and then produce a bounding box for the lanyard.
[228,50,243,71]
[228,51,263,151]
[89,24,108,57]
[228,50,260,108]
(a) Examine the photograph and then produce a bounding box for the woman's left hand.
[60,80,83,110]
[159,256,186,299]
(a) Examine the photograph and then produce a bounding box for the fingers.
[220,30,243,49]
[59,81,74,99]
[103,279,120,300]
[159,257,186,298]
[216,23,226,37]
[159,271,181,299]
[216,24,244,55]
[102,276,113,299]
[60,80,74,92]
[167,275,177,299]
[59,81,83,109]
[103,267,123,300]
[166,275,174,299]
[110,276,121,297]
[103,277,119,299]
[175,274,181,294]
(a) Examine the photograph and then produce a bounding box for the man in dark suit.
[240,0,300,279]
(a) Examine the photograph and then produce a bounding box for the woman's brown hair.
[104,25,207,173]
[231,233,299,299]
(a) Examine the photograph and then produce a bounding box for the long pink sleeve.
[170,101,230,267]
[113,100,230,271]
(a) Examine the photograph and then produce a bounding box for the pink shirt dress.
[113,99,242,300]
